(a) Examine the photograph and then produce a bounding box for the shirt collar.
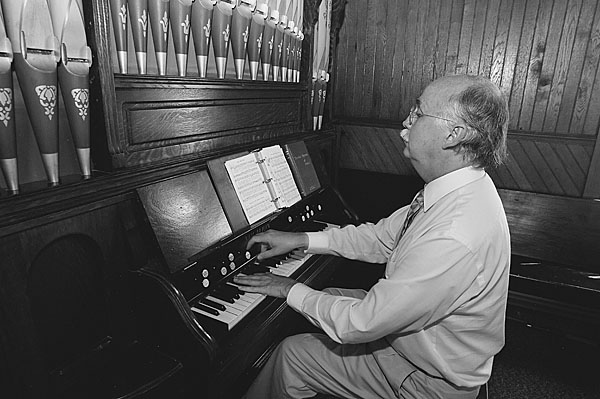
[422,166,485,212]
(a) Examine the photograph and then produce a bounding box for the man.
[234,74,511,398]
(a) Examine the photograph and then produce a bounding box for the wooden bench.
[498,189,600,344]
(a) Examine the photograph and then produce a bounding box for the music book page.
[225,153,277,224]
[258,145,302,208]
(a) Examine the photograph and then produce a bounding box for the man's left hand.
[233,273,297,298]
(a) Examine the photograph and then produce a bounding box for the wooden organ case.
[0,0,350,398]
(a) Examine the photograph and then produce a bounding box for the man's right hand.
[246,229,309,260]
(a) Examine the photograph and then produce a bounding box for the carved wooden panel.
[109,79,304,167]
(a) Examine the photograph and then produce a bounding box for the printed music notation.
[224,144,301,225]
[225,151,278,224]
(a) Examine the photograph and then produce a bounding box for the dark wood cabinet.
[0,1,338,398]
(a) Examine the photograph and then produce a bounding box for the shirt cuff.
[306,231,329,252]
[286,283,314,312]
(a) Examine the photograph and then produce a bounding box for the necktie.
[398,189,424,241]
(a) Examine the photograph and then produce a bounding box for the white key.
[271,254,313,277]
[193,291,267,330]
[206,295,246,313]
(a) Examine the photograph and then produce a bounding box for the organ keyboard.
[190,220,335,331]
[130,156,358,398]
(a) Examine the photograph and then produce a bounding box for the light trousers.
[243,288,480,399]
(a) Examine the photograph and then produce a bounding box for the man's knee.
[276,333,335,372]
[278,333,318,362]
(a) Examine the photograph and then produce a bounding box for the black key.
[225,283,244,295]
[211,290,236,303]
[196,303,220,316]
[200,297,226,311]
[218,284,241,298]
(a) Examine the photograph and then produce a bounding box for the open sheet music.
[224,145,301,225]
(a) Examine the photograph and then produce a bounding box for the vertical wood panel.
[478,0,501,77]
[372,1,390,119]
[569,1,600,135]
[399,0,419,119]
[386,1,410,120]
[456,0,476,74]
[352,1,369,116]
[333,0,350,117]
[362,1,378,116]
[518,1,553,130]
[582,4,600,136]
[509,0,540,128]
[332,0,600,198]
[411,0,430,97]
[500,0,525,98]
[556,0,597,134]
[421,0,442,90]
[529,1,568,131]
[456,0,476,75]
[343,0,360,115]
[490,0,513,89]
[446,0,465,74]
[378,1,399,119]
[543,0,584,132]
[433,1,453,80]
[466,0,489,75]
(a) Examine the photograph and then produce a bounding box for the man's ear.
[442,125,471,149]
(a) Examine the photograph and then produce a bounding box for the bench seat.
[510,254,600,307]
[499,189,600,344]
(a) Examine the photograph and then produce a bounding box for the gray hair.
[449,76,509,169]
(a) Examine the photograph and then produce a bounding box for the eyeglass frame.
[407,101,457,126]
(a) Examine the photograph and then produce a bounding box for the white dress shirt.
[286,166,511,388]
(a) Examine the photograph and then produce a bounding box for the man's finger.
[234,273,272,285]
[236,284,264,293]
[247,234,265,249]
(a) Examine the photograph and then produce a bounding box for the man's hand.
[247,229,309,260]
[233,273,297,298]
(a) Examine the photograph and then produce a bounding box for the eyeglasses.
[407,104,456,126]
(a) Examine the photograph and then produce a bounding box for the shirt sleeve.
[287,233,483,344]
[305,207,409,264]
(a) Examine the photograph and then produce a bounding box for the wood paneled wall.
[332,0,600,198]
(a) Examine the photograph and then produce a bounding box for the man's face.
[400,77,463,181]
